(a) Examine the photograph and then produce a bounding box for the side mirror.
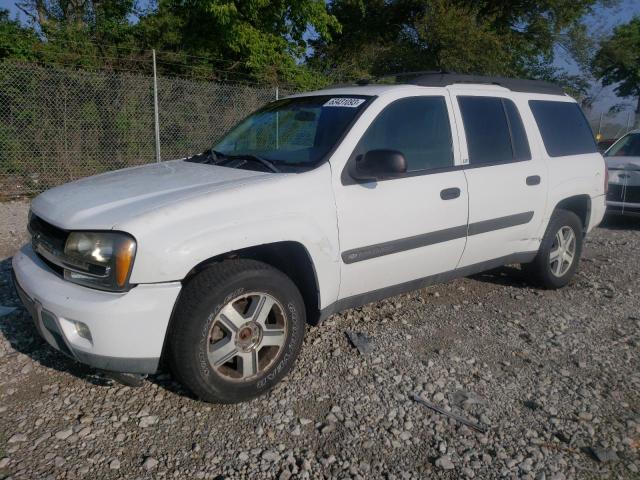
[351,149,407,181]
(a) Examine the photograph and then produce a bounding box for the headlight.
[63,232,137,292]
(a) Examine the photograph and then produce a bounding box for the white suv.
[12,73,607,403]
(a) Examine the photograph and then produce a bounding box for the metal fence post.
[152,49,161,163]
[275,86,279,149]
[596,112,603,141]
[0,60,290,196]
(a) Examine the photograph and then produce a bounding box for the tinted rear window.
[458,96,531,165]
[458,96,513,164]
[605,132,640,157]
[529,100,597,157]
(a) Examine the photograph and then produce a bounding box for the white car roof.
[289,73,572,100]
[289,84,436,97]
[289,82,571,101]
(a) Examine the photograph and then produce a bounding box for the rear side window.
[529,100,597,157]
[458,96,531,165]
[355,96,453,172]
[604,132,640,157]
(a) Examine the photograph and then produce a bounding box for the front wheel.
[168,259,306,403]
[523,209,584,289]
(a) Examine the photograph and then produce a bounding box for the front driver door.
[332,93,469,302]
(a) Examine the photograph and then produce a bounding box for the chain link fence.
[586,110,637,147]
[0,60,280,197]
[2,59,638,198]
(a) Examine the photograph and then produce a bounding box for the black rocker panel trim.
[318,251,537,323]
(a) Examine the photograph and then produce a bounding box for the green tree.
[592,17,640,127]
[10,0,339,88]
[309,0,609,84]
[0,8,39,61]
[135,0,339,88]
[13,0,142,71]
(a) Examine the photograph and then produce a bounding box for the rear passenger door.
[450,92,548,267]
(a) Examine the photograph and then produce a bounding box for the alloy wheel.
[549,226,576,277]
[207,292,287,381]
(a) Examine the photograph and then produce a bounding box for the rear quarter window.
[528,100,597,157]
[458,96,531,165]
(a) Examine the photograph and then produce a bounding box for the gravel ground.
[1,200,639,480]
[0,200,29,261]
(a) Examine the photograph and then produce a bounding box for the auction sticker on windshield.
[324,98,366,108]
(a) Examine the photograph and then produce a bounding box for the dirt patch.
[0,199,30,261]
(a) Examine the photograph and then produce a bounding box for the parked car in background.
[597,138,617,153]
[12,73,607,403]
[605,130,640,217]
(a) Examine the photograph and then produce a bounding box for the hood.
[606,156,640,187]
[31,160,271,230]
[605,155,640,171]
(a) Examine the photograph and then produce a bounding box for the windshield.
[606,132,640,157]
[213,95,371,168]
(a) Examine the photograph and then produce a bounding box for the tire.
[523,209,584,289]
[168,259,306,403]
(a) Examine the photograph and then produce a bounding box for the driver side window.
[354,96,454,172]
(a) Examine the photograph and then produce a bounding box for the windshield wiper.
[190,150,281,173]
[188,149,227,164]
[227,154,281,173]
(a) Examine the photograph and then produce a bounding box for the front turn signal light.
[115,238,137,288]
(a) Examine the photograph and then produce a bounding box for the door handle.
[526,175,541,186]
[440,187,461,200]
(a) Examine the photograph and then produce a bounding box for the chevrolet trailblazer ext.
[13,73,607,403]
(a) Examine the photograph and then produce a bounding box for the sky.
[1,0,638,125]
[552,0,640,126]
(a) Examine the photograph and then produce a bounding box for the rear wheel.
[168,259,306,403]
[524,209,583,289]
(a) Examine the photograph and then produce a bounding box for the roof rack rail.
[404,72,564,95]
[325,71,565,95]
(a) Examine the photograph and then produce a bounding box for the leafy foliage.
[134,0,339,87]
[5,0,338,88]
[309,0,606,84]
[0,9,38,60]
[592,16,640,114]
[0,0,632,94]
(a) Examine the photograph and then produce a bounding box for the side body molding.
[342,211,534,264]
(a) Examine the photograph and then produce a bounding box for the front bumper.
[607,179,640,217]
[606,201,640,217]
[11,244,182,374]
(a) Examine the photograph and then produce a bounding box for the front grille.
[626,185,640,204]
[607,184,624,202]
[38,254,65,276]
[29,214,68,276]
[607,184,640,204]
[29,215,68,249]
